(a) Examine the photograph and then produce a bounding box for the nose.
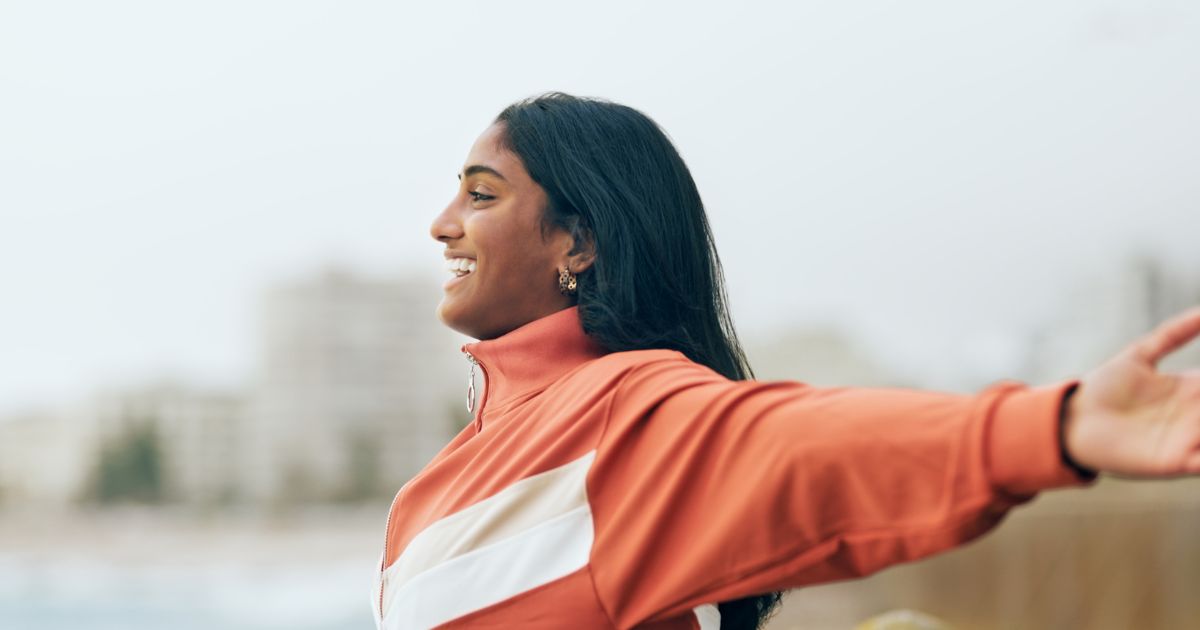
[430,198,465,244]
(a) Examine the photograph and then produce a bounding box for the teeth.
[445,257,476,275]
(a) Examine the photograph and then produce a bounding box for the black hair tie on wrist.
[1059,382,1099,481]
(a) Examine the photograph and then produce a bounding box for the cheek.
[470,214,555,276]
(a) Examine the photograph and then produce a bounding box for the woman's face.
[430,123,582,340]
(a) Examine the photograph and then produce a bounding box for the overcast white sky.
[2,1,1198,412]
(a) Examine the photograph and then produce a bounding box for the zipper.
[466,352,478,414]
[378,486,402,621]
[464,350,488,432]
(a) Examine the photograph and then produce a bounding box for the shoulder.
[569,349,731,414]
[589,348,687,369]
[547,349,727,408]
[576,348,721,382]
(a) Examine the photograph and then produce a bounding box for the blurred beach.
[0,507,382,630]
[2,477,1198,630]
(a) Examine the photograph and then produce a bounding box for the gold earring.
[558,267,577,296]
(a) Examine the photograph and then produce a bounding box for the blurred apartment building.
[88,382,246,505]
[245,267,461,503]
[0,403,97,509]
[0,267,465,509]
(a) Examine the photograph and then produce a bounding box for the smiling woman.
[373,92,1200,630]
[430,123,589,342]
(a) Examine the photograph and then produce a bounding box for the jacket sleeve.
[584,352,1096,627]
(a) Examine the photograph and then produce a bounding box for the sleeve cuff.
[987,379,1098,496]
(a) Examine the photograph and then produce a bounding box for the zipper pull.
[465,352,478,414]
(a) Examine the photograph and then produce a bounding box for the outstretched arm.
[587,309,1200,626]
[1064,306,1200,477]
[588,355,1091,626]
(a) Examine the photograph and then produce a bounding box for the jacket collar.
[461,306,609,422]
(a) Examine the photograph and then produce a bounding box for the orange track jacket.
[372,306,1094,629]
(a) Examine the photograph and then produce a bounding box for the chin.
[435,300,463,333]
[436,298,482,340]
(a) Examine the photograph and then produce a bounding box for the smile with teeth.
[446,257,477,277]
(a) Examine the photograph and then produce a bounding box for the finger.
[1130,306,1200,366]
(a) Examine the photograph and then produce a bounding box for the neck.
[461,306,608,424]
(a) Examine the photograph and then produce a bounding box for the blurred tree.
[340,429,384,501]
[80,420,166,504]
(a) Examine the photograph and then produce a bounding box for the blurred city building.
[86,381,247,506]
[0,266,465,509]
[0,402,96,510]
[245,266,463,504]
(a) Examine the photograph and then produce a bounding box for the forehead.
[459,123,549,217]
[463,123,525,180]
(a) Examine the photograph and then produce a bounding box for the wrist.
[1059,383,1099,480]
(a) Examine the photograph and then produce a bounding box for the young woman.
[372,92,1200,630]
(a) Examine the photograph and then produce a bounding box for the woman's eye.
[468,191,495,202]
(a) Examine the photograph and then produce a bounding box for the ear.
[564,226,596,274]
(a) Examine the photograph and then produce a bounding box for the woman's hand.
[1063,306,1200,478]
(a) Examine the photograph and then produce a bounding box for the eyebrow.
[459,164,507,182]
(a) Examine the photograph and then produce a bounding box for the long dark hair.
[496,92,783,630]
